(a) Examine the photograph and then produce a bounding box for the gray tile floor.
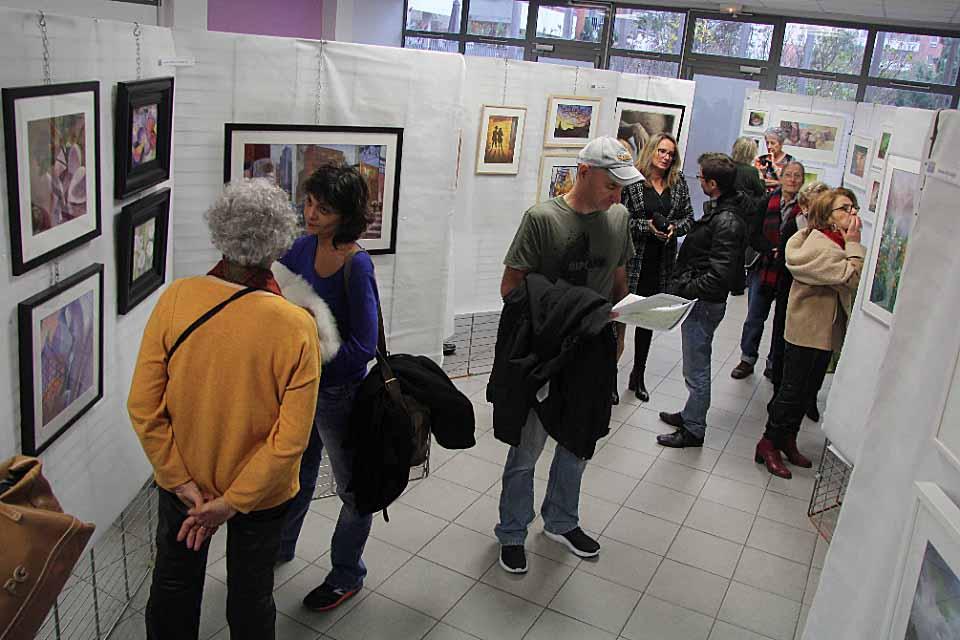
[111,295,829,640]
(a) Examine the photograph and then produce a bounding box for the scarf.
[208,259,283,297]
[758,191,800,294]
[821,228,846,248]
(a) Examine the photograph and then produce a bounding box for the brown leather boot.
[779,435,813,468]
[755,438,792,479]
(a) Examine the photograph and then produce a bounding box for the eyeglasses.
[656,148,676,157]
[832,204,860,214]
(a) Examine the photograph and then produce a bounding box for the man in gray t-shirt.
[495,137,641,575]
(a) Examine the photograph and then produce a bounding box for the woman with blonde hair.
[621,132,694,401]
[731,136,766,201]
[755,188,864,479]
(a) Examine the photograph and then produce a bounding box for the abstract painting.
[3,81,101,275]
[863,156,921,326]
[615,99,685,161]
[742,108,768,133]
[116,189,169,314]
[544,95,601,148]
[772,109,845,166]
[537,153,579,202]
[19,264,103,455]
[225,125,403,254]
[476,105,527,175]
[115,77,174,199]
[845,135,873,190]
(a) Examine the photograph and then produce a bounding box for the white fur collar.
[271,262,342,363]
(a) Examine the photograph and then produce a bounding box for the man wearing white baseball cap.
[491,137,640,574]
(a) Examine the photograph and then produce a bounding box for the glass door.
[530,2,609,69]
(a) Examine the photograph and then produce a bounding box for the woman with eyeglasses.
[621,132,694,402]
[755,188,865,479]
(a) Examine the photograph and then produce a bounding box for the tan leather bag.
[0,456,95,640]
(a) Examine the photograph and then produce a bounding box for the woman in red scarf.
[755,188,864,479]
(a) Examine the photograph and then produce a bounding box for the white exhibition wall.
[804,110,960,640]
[0,9,175,543]
[453,59,695,315]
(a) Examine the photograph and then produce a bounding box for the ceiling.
[618,0,960,30]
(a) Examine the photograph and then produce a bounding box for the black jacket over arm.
[486,274,617,460]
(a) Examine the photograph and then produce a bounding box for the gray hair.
[798,180,830,206]
[731,136,758,164]
[205,179,300,267]
[764,127,786,143]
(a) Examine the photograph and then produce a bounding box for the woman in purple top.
[275,164,381,613]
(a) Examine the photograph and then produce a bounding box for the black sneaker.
[302,583,359,612]
[544,527,600,558]
[499,545,528,573]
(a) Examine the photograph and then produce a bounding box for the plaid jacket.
[622,178,695,294]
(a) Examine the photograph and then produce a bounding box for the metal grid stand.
[36,481,157,640]
[312,441,431,500]
[808,439,854,542]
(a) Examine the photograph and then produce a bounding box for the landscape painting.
[544,95,600,148]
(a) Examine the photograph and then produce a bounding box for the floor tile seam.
[692,483,763,516]
[754,493,821,539]
[440,579,546,639]
[540,565,644,639]
[714,581,803,637]
[679,499,759,546]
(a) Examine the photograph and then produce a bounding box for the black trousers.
[146,489,289,640]
[764,342,832,445]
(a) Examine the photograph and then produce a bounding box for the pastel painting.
[555,103,593,139]
[27,112,88,235]
[40,290,95,427]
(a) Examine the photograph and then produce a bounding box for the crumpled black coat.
[486,274,617,460]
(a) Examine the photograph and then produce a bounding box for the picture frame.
[18,263,104,455]
[116,188,170,314]
[803,166,823,187]
[742,108,768,133]
[537,153,579,203]
[886,482,960,639]
[476,105,527,175]
[844,134,874,190]
[772,108,846,166]
[544,95,601,148]
[862,155,921,327]
[875,128,894,170]
[615,98,685,161]
[114,77,174,199]
[3,81,102,275]
[224,124,403,254]
[865,172,883,221]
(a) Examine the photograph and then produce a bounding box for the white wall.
[0,0,158,24]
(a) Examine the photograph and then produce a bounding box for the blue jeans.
[680,300,727,439]
[278,383,371,591]
[740,269,776,367]
[495,411,587,546]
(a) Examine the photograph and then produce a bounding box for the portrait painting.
[3,81,101,275]
[616,98,685,160]
[544,95,601,148]
[226,125,403,254]
[115,77,174,199]
[116,189,170,314]
[772,109,845,165]
[537,153,579,203]
[845,135,874,190]
[19,264,103,455]
[742,108,768,133]
[476,105,527,175]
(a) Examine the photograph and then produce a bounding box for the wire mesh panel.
[808,439,853,541]
[312,439,431,500]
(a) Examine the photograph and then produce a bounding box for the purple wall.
[208,0,324,40]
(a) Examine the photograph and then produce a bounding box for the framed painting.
[18,263,104,455]
[845,134,874,190]
[875,129,894,170]
[2,81,101,276]
[115,77,174,199]
[773,109,845,166]
[862,155,921,326]
[537,153,579,203]
[886,482,960,639]
[544,95,601,148]
[803,166,823,187]
[224,124,403,254]
[615,98,685,160]
[742,107,768,133]
[116,188,170,314]
[866,172,883,221]
[476,105,527,175]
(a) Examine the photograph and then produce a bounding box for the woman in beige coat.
[755,188,865,479]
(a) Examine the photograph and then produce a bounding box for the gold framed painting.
[543,95,601,148]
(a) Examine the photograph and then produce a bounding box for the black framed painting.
[2,81,102,275]
[223,124,403,255]
[116,188,170,314]
[114,77,174,199]
[614,98,686,161]
[19,263,104,455]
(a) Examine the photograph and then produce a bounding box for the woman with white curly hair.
[128,178,339,640]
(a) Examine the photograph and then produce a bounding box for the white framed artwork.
[844,134,874,190]
[476,105,527,175]
[875,128,894,170]
[772,108,846,166]
[742,107,769,133]
[543,95,601,148]
[536,153,579,203]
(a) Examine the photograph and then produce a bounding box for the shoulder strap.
[167,287,257,361]
[343,247,388,357]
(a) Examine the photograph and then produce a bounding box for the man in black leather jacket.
[657,153,747,448]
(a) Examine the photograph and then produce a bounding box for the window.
[864,85,953,110]
[609,55,680,78]
[781,23,868,75]
[692,18,774,60]
[777,75,858,101]
[467,0,528,38]
[870,32,960,86]
[536,5,605,43]
[404,37,460,53]
[465,41,525,59]
[611,8,684,55]
[406,0,462,34]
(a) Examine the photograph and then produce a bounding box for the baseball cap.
[577,137,644,186]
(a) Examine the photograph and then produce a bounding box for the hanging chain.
[38,11,51,85]
[134,22,143,80]
[574,66,580,94]
[49,261,60,286]
[501,58,508,105]
[314,41,325,125]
